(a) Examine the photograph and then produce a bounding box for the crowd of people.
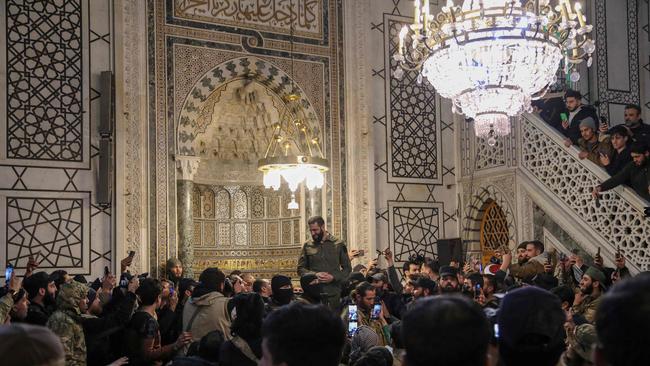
[532,90,650,202]
[1,217,649,366]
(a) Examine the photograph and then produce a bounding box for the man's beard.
[43,293,56,307]
[312,232,324,243]
[580,284,593,295]
[440,284,458,294]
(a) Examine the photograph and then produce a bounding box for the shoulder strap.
[185,304,204,332]
[231,336,260,363]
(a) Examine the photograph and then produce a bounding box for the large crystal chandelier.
[394,0,595,139]
[258,0,328,209]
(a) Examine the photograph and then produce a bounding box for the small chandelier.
[257,0,328,209]
[394,0,595,139]
[258,93,329,209]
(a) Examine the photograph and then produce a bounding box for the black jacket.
[24,301,52,326]
[629,120,650,147]
[600,160,650,202]
[564,105,598,145]
[605,146,632,176]
[83,291,138,366]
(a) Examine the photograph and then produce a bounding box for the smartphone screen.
[348,321,358,337]
[5,264,14,284]
[474,284,481,299]
[348,305,358,322]
[128,250,136,258]
[560,112,568,121]
[371,303,381,320]
[493,323,500,339]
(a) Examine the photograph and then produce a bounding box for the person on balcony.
[568,117,611,165]
[561,89,598,146]
[599,125,632,176]
[592,141,650,202]
[623,104,650,146]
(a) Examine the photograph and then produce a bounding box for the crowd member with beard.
[370,271,405,320]
[438,265,461,294]
[572,267,605,324]
[183,267,232,347]
[341,282,390,346]
[22,271,57,325]
[407,276,437,311]
[269,275,293,309]
[462,272,484,299]
[166,258,184,289]
[220,293,265,366]
[252,279,273,314]
[297,216,352,310]
[592,141,650,202]
[621,104,650,146]
[296,274,323,305]
[340,272,367,312]
[561,89,598,146]
[501,241,547,283]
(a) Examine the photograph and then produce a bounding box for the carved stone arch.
[464,184,517,256]
[176,56,320,156]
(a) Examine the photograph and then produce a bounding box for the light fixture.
[258,0,328,209]
[394,0,594,139]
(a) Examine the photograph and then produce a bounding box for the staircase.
[458,113,649,273]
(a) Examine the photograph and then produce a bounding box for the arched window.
[480,200,509,264]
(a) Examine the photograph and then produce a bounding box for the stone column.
[176,155,201,277]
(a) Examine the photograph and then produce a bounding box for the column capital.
[175,155,201,181]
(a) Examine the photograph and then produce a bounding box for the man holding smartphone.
[561,89,598,146]
[297,216,351,310]
[340,282,390,346]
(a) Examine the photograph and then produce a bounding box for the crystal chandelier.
[394,0,595,139]
[258,0,328,209]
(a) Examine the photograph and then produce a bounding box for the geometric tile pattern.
[594,0,640,120]
[389,201,443,262]
[6,197,83,268]
[6,0,84,161]
[386,18,440,182]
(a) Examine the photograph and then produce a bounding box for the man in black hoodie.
[269,275,293,310]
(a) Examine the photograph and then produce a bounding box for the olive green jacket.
[297,234,352,290]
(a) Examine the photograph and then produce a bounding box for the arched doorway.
[479,200,509,264]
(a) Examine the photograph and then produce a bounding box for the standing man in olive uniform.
[297,216,351,310]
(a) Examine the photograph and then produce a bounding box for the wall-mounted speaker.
[99,71,114,137]
[437,238,463,265]
[97,139,113,206]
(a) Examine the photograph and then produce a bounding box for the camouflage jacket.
[47,281,89,366]
[48,310,87,366]
[0,293,14,324]
[572,293,602,324]
[297,234,351,289]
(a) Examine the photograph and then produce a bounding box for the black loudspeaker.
[437,238,463,265]
[99,71,114,137]
[97,139,113,205]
